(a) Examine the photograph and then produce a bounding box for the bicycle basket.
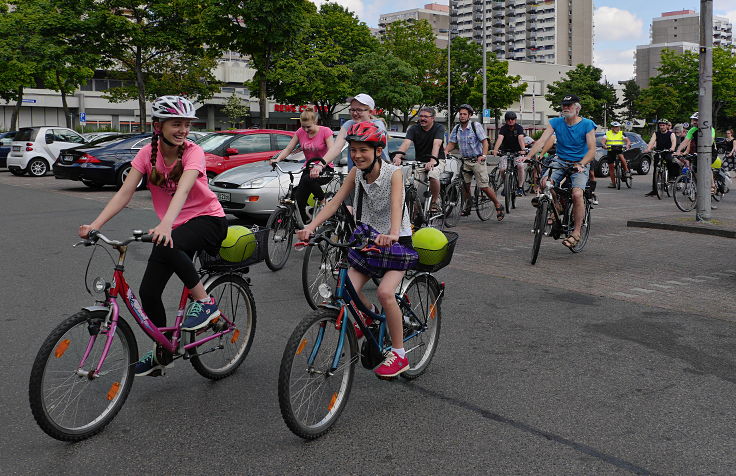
[413,230,458,273]
[199,227,269,271]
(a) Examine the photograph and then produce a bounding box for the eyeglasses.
[348,108,369,113]
[418,115,432,119]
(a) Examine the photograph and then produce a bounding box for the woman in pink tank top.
[271,106,335,223]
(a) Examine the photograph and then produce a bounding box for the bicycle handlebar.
[76,229,153,248]
[294,230,377,252]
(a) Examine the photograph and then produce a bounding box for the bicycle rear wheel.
[673,175,697,212]
[189,274,257,379]
[474,183,493,221]
[571,201,591,253]
[278,308,357,440]
[29,310,137,441]
[530,200,548,265]
[265,207,293,271]
[399,274,442,380]
[442,181,462,228]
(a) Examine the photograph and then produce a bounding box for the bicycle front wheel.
[278,309,358,440]
[655,166,666,200]
[399,273,442,379]
[265,208,294,271]
[673,175,697,212]
[503,171,512,213]
[443,181,462,228]
[302,228,342,309]
[615,162,622,190]
[189,274,257,379]
[530,200,548,265]
[29,310,137,441]
[474,183,493,221]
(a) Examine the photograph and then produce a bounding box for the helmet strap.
[362,149,381,175]
[159,133,176,147]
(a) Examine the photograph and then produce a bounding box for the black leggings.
[294,172,331,223]
[139,215,227,328]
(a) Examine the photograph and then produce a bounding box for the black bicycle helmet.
[504,111,517,121]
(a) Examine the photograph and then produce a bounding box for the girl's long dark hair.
[148,120,184,186]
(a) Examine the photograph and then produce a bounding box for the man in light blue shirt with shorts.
[526,94,596,249]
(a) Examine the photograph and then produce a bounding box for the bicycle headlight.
[238,177,267,189]
[318,283,332,299]
[92,277,108,294]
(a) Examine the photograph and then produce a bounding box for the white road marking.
[694,275,718,280]
[679,277,705,283]
[664,281,689,286]
[650,284,673,289]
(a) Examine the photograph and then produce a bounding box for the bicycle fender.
[82,305,111,314]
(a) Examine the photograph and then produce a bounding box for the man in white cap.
[319,93,390,176]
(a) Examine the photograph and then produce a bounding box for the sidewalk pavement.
[627,208,736,238]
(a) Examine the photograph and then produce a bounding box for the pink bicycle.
[29,229,258,441]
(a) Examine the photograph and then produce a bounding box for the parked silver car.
[209,132,415,218]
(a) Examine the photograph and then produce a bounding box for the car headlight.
[238,177,268,189]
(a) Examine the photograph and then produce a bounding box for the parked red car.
[198,129,295,178]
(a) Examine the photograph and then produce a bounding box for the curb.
[627,218,736,238]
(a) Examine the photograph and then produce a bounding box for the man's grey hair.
[419,107,436,117]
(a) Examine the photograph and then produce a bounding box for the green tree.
[267,2,379,126]
[222,93,250,128]
[86,0,220,131]
[207,0,312,127]
[435,37,480,119]
[635,85,679,123]
[545,64,618,125]
[351,52,422,131]
[381,19,442,128]
[644,47,736,128]
[620,79,640,121]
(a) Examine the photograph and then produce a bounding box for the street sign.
[22,99,36,103]
[483,108,491,118]
[79,112,86,124]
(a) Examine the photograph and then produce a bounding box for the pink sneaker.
[373,351,410,378]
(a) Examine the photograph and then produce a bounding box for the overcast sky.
[311,0,736,83]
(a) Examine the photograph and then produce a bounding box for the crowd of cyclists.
[74,92,733,386]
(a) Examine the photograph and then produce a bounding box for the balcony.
[493,27,505,35]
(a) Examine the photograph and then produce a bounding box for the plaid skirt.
[347,223,418,278]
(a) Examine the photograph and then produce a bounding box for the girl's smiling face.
[159,119,192,146]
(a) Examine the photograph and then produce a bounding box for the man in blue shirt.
[445,104,504,220]
[526,94,596,249]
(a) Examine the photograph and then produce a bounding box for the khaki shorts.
[498,155,526,170]
[461,158,490,187]
[415,159,446,181]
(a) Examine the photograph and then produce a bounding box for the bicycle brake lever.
[294,241,310,248]
[73,240,94,248]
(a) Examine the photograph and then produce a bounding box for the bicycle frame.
[80,243,236,378]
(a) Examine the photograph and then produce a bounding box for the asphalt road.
[1,169,735,475]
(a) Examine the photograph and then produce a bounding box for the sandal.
[496,206,505,221]
[562,234,580,249]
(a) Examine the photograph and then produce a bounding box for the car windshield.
[198,133,234,152]
[16,128,39,142]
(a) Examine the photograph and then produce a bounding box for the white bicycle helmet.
[690,112,699,120]
[152,95,197,120]
[610,121,621,127]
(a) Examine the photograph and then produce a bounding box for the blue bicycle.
[278,231,453,439]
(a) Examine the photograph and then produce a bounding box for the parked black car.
[592,131,652,177]
[0,131,17,167]
[53,133,151,189]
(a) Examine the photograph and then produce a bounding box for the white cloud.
[715,0,736,10]
[718,9,736,26]
[594,7,644,42]
[593,48,636,83]
[310,0,366,20]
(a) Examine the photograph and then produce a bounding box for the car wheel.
[27,158,49,177]
[116,164,145,190]
[638,157,651,175]
[82,179,105,189]
[598,161,609,177]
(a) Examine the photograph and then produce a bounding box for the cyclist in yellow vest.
[600,122,631,188]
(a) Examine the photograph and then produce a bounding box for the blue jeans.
[549,158,589,189]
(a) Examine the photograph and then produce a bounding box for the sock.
[392,347,406,358]
[197,296,212,304]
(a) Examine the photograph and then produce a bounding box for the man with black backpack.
[445,104,504,220]
[493,111,527,197]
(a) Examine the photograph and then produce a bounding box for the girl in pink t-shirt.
[271,106,334,223]
[78,96,228,377]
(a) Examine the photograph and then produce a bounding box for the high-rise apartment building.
[635,10,734,87]
[378,3,449,47]
[449,0,592,66]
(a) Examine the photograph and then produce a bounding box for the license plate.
[12,145,20,152]
[217,192,231,202]
[61,154,74,163]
